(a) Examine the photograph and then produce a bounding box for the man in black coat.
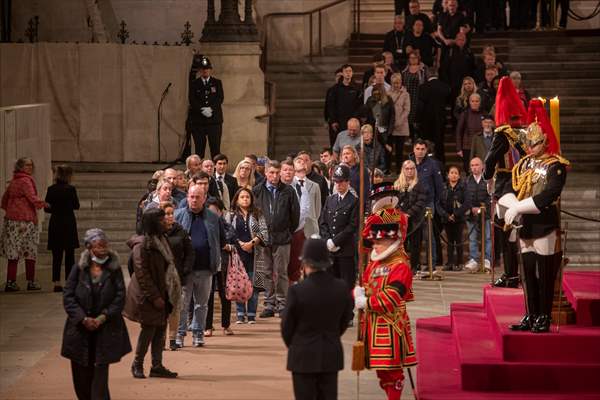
[418,68,451,163]
[325,64,362,147]
[253,160,300,317]
[188,56,224,159]
[213,153,239,210]
[281,237,354,400]
[319,165,359,291]
[383,16,408,70]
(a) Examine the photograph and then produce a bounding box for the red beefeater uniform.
[359,210,416,399]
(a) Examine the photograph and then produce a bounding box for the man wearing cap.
[319,164,359,291]
[281,237,354,400]
[354,210,417,400]
[470,114,495,162]
[188,56,224,159]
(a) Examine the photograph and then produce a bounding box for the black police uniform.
[483,125,526,287]
[318,191,359,291]
[188,59,224,158]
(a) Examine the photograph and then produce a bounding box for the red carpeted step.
[451,307,600,392]
[416,316,600,400]
[563,271,600,326]
[483,286,600,363]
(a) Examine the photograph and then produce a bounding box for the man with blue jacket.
[175,184,224,347]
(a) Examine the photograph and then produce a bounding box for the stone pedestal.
[193,41,267,162]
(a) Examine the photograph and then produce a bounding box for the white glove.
[355,294,367,310]
[353,286,365,298]
[505,197,540,225]
[201,107,212,117]
[326,239,340,252]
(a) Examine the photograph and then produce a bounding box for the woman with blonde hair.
[388,73,411,173]
[393,160,427,273]
[453,76,477,119]
[233,160,256,189]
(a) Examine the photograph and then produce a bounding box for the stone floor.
[0,267,502,399]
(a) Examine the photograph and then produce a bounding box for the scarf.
[151,235,182,315]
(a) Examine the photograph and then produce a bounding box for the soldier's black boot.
[131,362,145,379]
[531,252,561,333]
[513,252,540,330]
[494,229,520,288]
[510,314,534,331]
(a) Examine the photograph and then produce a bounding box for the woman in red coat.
[355,209,417,400]
[1,157,47,292]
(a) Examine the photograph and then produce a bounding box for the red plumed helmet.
[495,76,527,127]
[526,98,560,155]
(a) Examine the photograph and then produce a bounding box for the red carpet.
[563,271,600,326]
[416,272,600,399]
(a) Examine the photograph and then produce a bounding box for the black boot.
[494,228,520,287]
[510,314,534,331]
[531,314,551,333]
[521,252,540,326]
[169,339,179,351]
[149,364,178,378]
[131,362,145,379]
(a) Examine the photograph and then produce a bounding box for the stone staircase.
[36,164,165,271]
[356,0,435,34]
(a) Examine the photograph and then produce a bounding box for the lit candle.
[550,96,560,145]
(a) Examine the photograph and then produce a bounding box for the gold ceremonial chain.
[512,154,569,200]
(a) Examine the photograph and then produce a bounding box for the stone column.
[201,0,258,42]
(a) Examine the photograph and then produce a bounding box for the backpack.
[225,249,253,302]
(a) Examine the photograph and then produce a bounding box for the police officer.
[318,165,359,291]
[188,56,224,159]
[281,237,354,400]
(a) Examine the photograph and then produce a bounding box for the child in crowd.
[437,166,469,271]
[373,168,384,184]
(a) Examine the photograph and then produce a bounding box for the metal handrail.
[261,0,350,70]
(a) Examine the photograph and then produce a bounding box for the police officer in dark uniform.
[281,237,354,400]
[318,165,359,291]
[188,56,224,159]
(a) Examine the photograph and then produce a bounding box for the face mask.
[92,255,109,265]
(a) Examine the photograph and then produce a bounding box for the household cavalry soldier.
[505,99,567,333]
[484,76,527,288]
[188,55,224,159]
[318,164,359,291]
[354,208,417,400]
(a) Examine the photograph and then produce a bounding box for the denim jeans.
[467,219,492,262]
[178,270,213,337]
[236,272,259,318]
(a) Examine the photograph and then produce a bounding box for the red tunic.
[361,251,417,370]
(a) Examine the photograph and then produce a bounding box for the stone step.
[68,162,171,173]
[77,188,147,201]
[76,199,139,210]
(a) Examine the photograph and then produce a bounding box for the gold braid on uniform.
[512,154,570,200]
[495,124,520,147]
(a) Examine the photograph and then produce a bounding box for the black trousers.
[206,272,231,330]
[408,222,422,273]
[329,256,356,291]
[71,361,110,400]
[445,221,464,266]
[134,324,166,367]
[292,372,338,400]
[192,124,222,159]
[394,0,410,16]
[388,136,406,174]
[51,247,75,282]
[328,124,338,149]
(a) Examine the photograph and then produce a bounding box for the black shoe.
[5,281,20,292]
[131,363,145,379]
[494,274,519,288]
[53,285,63,293]
[169,339,179,351]
[442,264,454,271]
[531,314,551,333]
[259,309,275,318]
[149,365,178,378]
[27,281,41,291]
[510,315,534,331]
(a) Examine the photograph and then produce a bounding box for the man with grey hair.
[281,237,353,400]
[333,118,362,159]
[174,183,223,347]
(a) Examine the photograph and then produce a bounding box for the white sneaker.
[464,259,478,272]
[484,259,491,272]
